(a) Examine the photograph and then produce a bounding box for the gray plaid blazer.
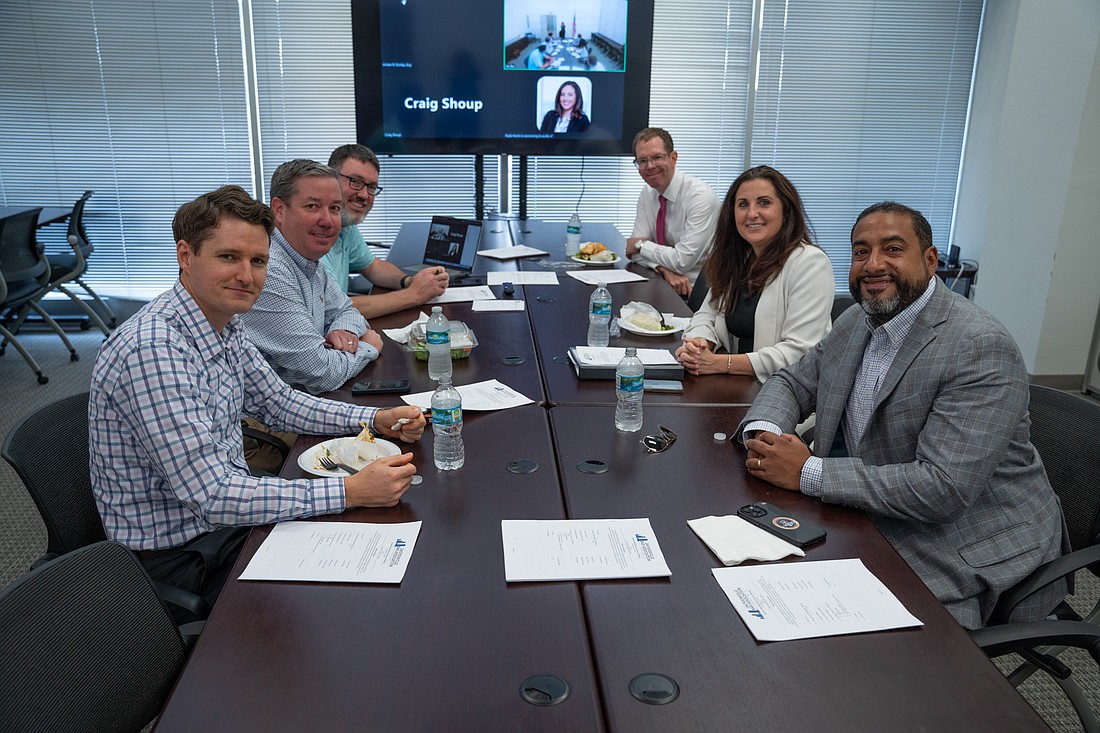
[740,279,1068,629]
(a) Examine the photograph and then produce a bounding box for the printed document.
[403,378,535,411]
[502,518,672,582]
[712,558,922,641]
[428,285,496,303]
[567,269,647,285]
[478,245,549,260]
[487,271,559,286]
[571,346,679,366]
[239,521,422,584]
[472,299,526,312]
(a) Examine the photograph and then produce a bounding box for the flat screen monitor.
[351,0,655,156]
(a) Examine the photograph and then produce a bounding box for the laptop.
[402,216,484,284]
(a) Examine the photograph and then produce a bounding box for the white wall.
[954,0,1100,377]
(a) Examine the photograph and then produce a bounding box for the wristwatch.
[400,274,411,289]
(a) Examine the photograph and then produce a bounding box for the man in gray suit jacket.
[737,201,1067,629]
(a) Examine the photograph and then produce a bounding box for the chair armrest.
[971,620,1100,667]
[241,425,290,462]
[988,544,1100,625]
[153,580,212,620]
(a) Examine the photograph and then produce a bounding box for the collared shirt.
[90,281,378,550]
[242,228,378,394]
[630,168,719,285]
[799,277,938,494]
[322,225,375,292]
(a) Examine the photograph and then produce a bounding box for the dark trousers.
[139,527,250,621]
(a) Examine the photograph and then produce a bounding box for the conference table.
[154,220,1049,731]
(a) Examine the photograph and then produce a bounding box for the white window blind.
[751,0,983,289]
[0,0,253,299]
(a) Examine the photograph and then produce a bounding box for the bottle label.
[591,302,611,317]
[617,373,643,393]
[567,224,581,235]
[426,329,450,346]
[432,406,463,426]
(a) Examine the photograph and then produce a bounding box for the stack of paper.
[567,346,684,380]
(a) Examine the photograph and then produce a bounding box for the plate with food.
[617,308,690,336]
[570,241,619,265]
[297,422,400,477]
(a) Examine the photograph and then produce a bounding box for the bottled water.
[431,377,464,470]
[615,346,644,432]
[587,281,612,347]
[426,306,452,381]
[566,212,582,256]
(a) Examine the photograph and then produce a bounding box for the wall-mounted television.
[351,0,655,156]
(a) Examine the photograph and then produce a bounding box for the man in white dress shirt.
[625,127,719,296]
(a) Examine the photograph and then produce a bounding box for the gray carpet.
[1,328,1097,730]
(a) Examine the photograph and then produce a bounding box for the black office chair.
[46,190,114,334]
[971,385,1100,731]
[831,293,856,321]
[2,392,209,620]
[0,541,191,733]
[0,208,79,383]
[687,270,708,312]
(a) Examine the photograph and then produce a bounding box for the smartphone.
[643,379,684,393]
[736,502,827,548]
[351,379,410,395]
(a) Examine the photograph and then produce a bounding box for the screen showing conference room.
[350,0,653,155]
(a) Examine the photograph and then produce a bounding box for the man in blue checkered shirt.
[89,185,425,610]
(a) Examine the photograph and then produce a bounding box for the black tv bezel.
[351,0,654,156]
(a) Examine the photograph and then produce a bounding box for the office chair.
[1,392,209,620]
[831,293,856,322]
[971,385,1100,732]
[0,541,191,733]
[687,269,708,312]
[0,208,79,383]
[46,190,114,335]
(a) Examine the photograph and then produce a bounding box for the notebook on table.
[402,216,484,285]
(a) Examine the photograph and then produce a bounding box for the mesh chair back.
[1028,385,1100,562]
[0,208,46,282]
[1,392,107,557]
[67,190,94,257]
[832,294,856,322]
[0,541,186,733]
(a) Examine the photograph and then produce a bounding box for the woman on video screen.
[540,81,590,134]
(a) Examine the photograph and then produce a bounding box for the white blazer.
[684,243,834,383]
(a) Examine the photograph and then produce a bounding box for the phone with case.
[736,502,827,548]
[351,379,411,395]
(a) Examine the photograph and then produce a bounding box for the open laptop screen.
[423,216,482,272]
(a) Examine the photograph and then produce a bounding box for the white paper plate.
[570,253,619,266]
[617,314,689,337]
[297,437,400,477]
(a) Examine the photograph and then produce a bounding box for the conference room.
[1,1,1099,731]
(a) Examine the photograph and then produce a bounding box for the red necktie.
[655,195,667,246]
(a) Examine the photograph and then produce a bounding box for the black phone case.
[737,502,827,548]
[351,380,410,395]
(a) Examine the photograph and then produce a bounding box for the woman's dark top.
[725,285,760,354]
[539,111,591,134]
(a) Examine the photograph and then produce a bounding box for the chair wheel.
[37,374,49,385]
[80,320,91,331]
[70,352,80,362]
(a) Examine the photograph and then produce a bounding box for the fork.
[317,454,359,475]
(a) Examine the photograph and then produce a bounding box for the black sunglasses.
[641,425,677,454]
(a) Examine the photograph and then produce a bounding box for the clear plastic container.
[407,321,479,361]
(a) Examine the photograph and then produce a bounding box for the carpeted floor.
[1,328,1097,731]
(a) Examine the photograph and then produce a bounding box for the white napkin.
[687,515,805,566]
[381,312,429,345]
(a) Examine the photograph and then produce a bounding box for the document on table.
[478,245,549,260]
[472,299,526,312]
[567,269,647,285]
[571,346,679,366]
[427,285,496,303]
[403,378,535,411]
[238,521,422,584]
[712,558,923,641]
[501,518,672,582]
[487,271,559,286]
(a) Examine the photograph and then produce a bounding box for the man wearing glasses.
[625,127,719,297]
[323,144,448,318]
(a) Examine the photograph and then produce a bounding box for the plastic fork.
[317,454,359,475]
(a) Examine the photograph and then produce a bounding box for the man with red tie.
[625,127,719,296]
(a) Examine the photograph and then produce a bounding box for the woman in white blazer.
[677,166,834,383]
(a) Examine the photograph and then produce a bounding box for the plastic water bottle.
[587,281,612,347]
[615,347,644,432]
[566,212,582,256]
[426,306,452,381]
[431,377,464,470]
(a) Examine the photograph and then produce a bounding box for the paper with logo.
[238,521,422,584]
[402,379,535,411]
[477,245,548,260]
[712,558,922,641]
[566,269,647,285]
[501,518,671,582]
[487,271,559,286]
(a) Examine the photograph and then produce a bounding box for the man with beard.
[735,201,1067,630]
[322,144,447,318]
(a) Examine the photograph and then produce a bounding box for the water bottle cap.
[597,281,607,288]
[431,306,442,313]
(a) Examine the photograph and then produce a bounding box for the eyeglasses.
[641,425,677,454]
[339,174,383,196]
[632,152,671,169]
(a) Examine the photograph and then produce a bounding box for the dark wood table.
[0,204,72,227]
[156,406,604,732]
[549,405,1050,732]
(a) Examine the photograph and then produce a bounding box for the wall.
[954,0,1100,378]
